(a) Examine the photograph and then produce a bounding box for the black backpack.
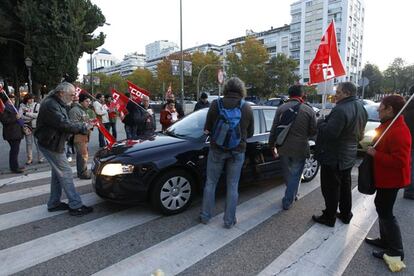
[273,102,301,146]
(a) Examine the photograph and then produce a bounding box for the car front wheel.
[302,153,319,183]
[151,169,194,215]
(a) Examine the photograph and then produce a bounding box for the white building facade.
[145,40,179,61]
[221,25,291,59]
[290,0,365,83]
[86,48,118,74]
[95,52,146,77]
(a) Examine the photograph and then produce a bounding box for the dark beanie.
[201,92,208,99]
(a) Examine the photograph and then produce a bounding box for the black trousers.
[375,188,399,219]
[320,165,352,219]
[7,139,21,171]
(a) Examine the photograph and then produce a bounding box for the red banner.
[165,83,173,99]
[309,21,346,84]
[91,118,116,146]
[127,81,150,103]
[111,89,129,117]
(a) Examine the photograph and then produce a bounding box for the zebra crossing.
[0,167,399,275]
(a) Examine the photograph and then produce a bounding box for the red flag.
[127,80,150,103]
[309,21,346,84]
[91,118,116,146]
[165,83,173,99]
[74,86,87,98]
[111,89,129,117]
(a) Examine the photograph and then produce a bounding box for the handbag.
[22,125,33,136]
[358,154,375,195]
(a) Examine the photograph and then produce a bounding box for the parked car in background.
[92,106,319,215]
[359,103,380,151]
[263,96,288,107]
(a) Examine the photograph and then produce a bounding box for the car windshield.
[166,108,208,139]
[364,104,380,122]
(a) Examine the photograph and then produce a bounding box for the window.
[263,109,276,132]
[253,110,261,135]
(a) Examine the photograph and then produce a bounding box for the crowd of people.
[0,77,412,267]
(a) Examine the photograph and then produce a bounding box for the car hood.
[95,134,187,160]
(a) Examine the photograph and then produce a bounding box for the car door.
[254,108,283,179]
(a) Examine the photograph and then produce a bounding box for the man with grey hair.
[200,77,254,229]
[136,95,156,138]
[312,81,367,227]
[35,82,93,216]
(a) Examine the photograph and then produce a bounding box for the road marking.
[258,188,377,276]
[93,178,321,276]
[0,208,160,275]
[0,164,91,188]
[0,179,91,205]
[0,193,102,231]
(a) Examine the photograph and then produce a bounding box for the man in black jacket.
[136,95,156,138]
[194,92,210,111]
[35,82,93,216]
[312,82,367,227]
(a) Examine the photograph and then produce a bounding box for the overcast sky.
[78,0,414,77]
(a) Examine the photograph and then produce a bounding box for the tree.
[91,73,126,96]
[226,37,269,96]
[265,53,299,97]
[190,51,221,98]
[0,0,106,97]
[361,63,383,98]
[383,58,406,93]
[156,52,193,99]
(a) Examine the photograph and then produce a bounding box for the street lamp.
[24,57,33,95]
[179,0,184,105]
[197,64,219,100]
[86,49,96,95]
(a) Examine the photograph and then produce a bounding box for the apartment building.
[290,0,365,83]
[221,25,291,59]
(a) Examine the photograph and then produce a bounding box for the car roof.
[251,105,277,110]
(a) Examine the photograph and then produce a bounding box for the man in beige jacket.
[69,94,93,179]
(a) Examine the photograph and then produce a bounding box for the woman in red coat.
[365,95,411,260]
[160,99,178,131]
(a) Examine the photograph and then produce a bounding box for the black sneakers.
[48,202,69,212]
[69,205,93,217]
[312,214,335,227]
[336,212,353,224]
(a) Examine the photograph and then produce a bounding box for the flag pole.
[373,85,414,148]
[1,90,19,114]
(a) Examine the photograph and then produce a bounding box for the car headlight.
[365,129,378,139]
[100,163,134,176]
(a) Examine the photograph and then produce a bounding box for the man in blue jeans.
[200,77,254,229]
[35,82,93,216]
[269,85,317,210]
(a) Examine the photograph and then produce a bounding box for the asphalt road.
[0,158,413,275]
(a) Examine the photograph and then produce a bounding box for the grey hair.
[338,82,357,96]
[223,77,247,98]
[48,82,75,96]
